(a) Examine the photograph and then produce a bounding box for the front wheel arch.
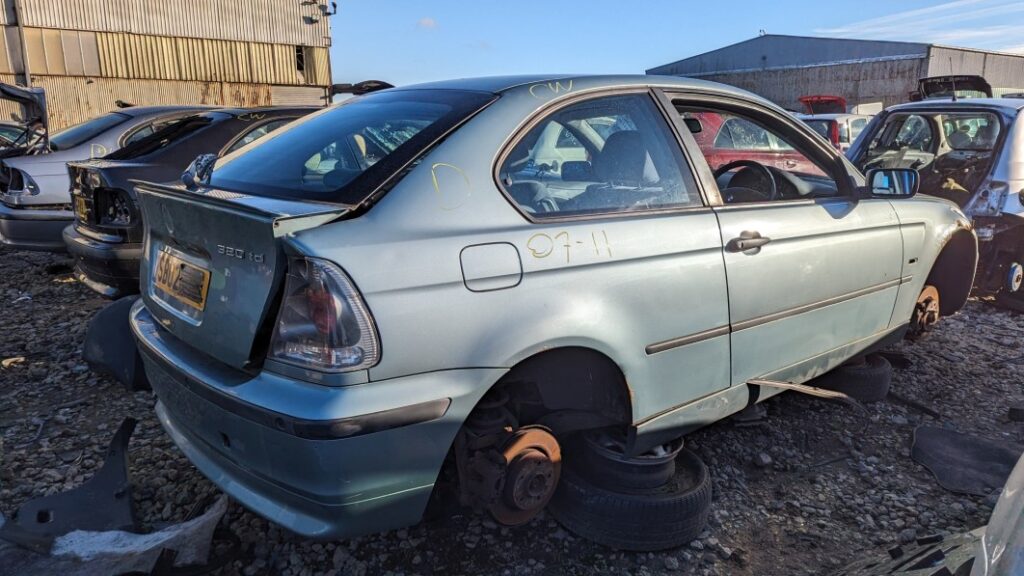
[925,228,977,316]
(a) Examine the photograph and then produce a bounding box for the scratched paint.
[430,163,472,210]
[528,80,574,99]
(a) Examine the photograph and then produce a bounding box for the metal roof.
[394,74,766,98]
[647,34,932,76]
[114,105,216,117]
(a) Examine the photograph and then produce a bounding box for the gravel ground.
[1,248,1022,576]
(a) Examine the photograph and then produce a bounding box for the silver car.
[128,75,976,547]
[0,105,209,251]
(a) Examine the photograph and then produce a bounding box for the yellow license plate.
[154,250,211,311]
[74,196,88,221]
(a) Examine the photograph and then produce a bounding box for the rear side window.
[803,120,831,141]
[106,113,222,160]
[499,93,699,219]
[715,117,772,150]
[209,89,495,204]
[850,118,868,142]
[50,112,130,151]
[224,118,294,154]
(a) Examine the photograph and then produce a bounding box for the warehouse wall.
[694,58,929,111]
[1,0,331,47]
[928,46,1024,95]
[0,74,326,129]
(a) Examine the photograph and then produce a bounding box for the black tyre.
[548,448,712,551]
[813,354,892,403]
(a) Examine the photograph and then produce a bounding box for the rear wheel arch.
[925,228,977,315]
[493,346,634,428]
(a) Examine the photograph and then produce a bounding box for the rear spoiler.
[131,180,351,238]
[325,80,394,101]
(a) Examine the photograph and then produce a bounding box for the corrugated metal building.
[647,35,1024,111]
[0,0,332,128]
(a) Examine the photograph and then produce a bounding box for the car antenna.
[950,58,957,102]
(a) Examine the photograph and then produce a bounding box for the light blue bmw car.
[127,75,977,550]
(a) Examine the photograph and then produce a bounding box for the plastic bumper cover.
[130,301,503,539]
[0,201,71,251]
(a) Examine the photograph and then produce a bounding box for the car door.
[666,92,905,386]
[497,91,732,417]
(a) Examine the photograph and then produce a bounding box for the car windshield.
[50,112,130,151]
[209,89,496,204]
[105,113,223,160]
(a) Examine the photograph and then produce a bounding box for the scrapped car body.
[797,113,872,153]
[848,98,1024,304]
[0,105,209,251]
[128,75,976,543]
[64,106,315,298]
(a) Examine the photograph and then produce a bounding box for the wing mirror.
[862,168,919,199]
[181,153,217,190]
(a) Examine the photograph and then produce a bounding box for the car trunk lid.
[915,75,993,100]
[799,95,847,114]
[135,180,349,370]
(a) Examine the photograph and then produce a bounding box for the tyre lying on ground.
[549,449,712,552]
[548,432,712,551]
[812,354,893,403]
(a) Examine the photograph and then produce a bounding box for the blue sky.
[329,0,1024,86]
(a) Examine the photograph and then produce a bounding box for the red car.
[686,111,825,176]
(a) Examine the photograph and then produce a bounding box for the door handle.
[726,231,771,253]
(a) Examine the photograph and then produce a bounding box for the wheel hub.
[489,426,561,526]
[909,285,940,339]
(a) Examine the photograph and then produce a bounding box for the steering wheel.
[713,160,778,203]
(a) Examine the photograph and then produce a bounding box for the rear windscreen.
[105,113,224,160]
[803,119,831,140]
[50,112,130,151]
[208,89,496,204]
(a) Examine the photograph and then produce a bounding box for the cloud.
[417,17,437,29]
[814,0,1024,50]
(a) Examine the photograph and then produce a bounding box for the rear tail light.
[98,189,133,226]
[829,122,841,149]
[269,257,380,372]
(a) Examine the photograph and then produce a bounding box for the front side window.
[209,89,495,204]
[499,93,699,218]
[680,106,838,203]
[50,112,130,151]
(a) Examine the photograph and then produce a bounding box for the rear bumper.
[63,224,142,298]
[0,202,71,252]
[130,301,502,539]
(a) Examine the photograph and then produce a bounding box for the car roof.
[887,98,1024,114]
[112,105,216,118]
[212,105,320,116]
[390,74,767,99]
